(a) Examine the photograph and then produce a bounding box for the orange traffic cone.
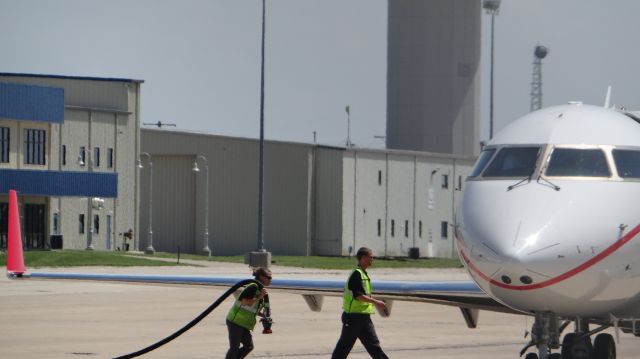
[7,189,26,276]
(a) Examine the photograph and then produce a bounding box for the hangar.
[140,129,474,257]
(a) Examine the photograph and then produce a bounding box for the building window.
[107,148,114,168]
[378,170,382,185]
[419,220,423,238]
[441,221,449,239]
[391,220,395,237]
[94,147,100,167]
[377,219,381,237]
[0,127,9,163]
[442,174,449,189]
[404,220,409,237]
[23,129,46,165]
[79,214,85,234]
[62,145,66,165]
[93,214,99,234]
[79,146,86,166]
[458,175,463,190]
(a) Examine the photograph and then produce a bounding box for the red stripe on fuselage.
[457,224,640,291]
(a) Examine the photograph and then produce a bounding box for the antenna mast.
[530,45,548,111]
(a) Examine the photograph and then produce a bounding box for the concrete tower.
[386,0,482,156]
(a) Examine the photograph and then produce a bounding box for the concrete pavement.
[1,261,639,358]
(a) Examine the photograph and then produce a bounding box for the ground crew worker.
[225,267,272,359]
[331,247,389,359]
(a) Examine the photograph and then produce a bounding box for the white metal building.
[141,129,475,258]
[0,73,142,252]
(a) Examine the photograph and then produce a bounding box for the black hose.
[113,279,262,359]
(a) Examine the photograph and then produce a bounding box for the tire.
[562,332,593,359]
[593,333,616,359]
[524,353,538,359]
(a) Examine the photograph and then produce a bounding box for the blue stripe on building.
[0,82,64,123]
[0,169,117,197]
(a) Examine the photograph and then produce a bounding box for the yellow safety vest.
[226,283,264,330]
[342,267,374,314]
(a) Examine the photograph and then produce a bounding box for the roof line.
[0,72,144,83]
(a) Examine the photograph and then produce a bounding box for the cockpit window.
[545,148,610,177]
[612,149,640,178]
[482,147,540,177]
[469,148,496,177]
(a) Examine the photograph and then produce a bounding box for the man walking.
[332,247,389,359]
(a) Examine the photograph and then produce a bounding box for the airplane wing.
[5,189,518,330]
[20,271,519,328]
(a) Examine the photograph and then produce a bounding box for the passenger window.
[483,147,540,177]
[470,148,496,177]
[546,148,610,177]
[613,149,640,178]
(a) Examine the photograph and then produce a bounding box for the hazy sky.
[1,1,639,149]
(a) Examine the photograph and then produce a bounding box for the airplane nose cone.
[456,181,561,289]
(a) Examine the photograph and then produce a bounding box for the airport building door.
[24,204,46,249]
[0,203,7,250]
[0,202,46,250]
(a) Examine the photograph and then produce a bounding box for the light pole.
[483,0,501,139]
[345,105,352,147]
[137,152,155,254]
[193,155,211,256]
[78,148,95,250]
[257,0,267,253]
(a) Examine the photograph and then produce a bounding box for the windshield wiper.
[507,176,532,191]
[536,174,561,191]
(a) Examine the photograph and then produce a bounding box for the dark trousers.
[331,312,388,359]
[225,320,254,359]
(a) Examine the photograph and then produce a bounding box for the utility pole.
[483,0,501,139]
[250,0,271,268]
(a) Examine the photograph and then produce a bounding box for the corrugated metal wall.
[312,147,343,255]
[339,148,476,258]
[141,130,476,258]
[0,75,132,112]
[139,155,195,253]
[141,130,314,255]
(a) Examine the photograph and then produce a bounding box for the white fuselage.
[455,103,640,320]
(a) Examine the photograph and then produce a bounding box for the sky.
[1,1,639,149]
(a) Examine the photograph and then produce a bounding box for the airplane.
[6,99,640,359]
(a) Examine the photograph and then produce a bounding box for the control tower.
[386,1,481,156]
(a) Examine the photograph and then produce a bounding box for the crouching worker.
[225,267,272,359]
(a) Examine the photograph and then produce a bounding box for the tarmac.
[2,259,639,359]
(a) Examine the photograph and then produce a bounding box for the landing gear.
[521,314,616,359]
[561,332,592,359]
[593,333,616,359]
